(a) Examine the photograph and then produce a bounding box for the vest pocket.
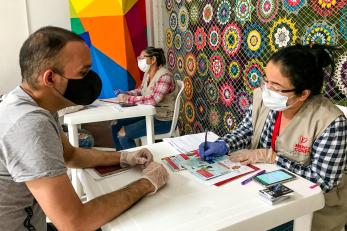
[324,187,340,207]
[324,176,347,207]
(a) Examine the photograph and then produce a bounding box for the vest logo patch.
[294,136,311,154]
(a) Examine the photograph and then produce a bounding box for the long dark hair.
[269,44,337,96]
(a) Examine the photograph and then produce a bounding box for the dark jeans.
[111,117,172,150]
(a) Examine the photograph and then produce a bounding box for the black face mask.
[63,70,102,105]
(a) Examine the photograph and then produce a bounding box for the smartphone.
[253,169,296,186]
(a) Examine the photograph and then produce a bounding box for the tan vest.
[251,88,347,230]
[141,67,178,121]
[251,88,343,165]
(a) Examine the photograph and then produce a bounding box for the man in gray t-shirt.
[0,87,66,230]
[0,26,169,231]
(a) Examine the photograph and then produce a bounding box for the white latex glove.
[120,148,153,168]
[142,162,169,195]
[229,149,276,165]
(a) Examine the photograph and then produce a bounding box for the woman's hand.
[229,149,276,165]
[116,94,128,102]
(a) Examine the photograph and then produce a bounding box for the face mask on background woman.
[138,59,150,72]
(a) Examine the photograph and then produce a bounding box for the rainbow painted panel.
[69,0,147,98]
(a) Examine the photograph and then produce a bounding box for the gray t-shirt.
[0,87,67,231]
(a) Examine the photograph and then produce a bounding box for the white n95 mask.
[262,85,293,111]
[138,59,150,72]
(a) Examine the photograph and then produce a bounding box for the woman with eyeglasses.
[199,44,347,230]
[111,47,178,150]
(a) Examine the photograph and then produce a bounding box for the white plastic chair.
[336,105,347,117]
[139,80,184,145]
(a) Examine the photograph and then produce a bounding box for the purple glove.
[199,141,229,161]
[114,89,127,97]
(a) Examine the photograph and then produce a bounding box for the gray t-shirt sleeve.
[3,110,67,182]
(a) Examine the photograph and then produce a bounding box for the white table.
[63,100,156,196]
[78,142,325,231]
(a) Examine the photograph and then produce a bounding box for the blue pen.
[204,130,208,151]
[241,170,266,185]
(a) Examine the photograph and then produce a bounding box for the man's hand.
[120,148,153,168]
[198,141,229,161]
[229,149,276,165]
[142,162,169,195]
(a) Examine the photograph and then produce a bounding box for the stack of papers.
[163,132,219,153]
[163,132,259,186]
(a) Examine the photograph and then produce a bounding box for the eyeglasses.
[260,77,296,93]
[137,55,151,61]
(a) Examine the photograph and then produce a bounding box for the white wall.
[145,0,168,50]
[26,0,70,33]
[0,1,28,95]
[0,0,70,95]
[0,0,164,95]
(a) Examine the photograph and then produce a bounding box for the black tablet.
[253,169,296,186]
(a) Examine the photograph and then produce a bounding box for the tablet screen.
[254,170,295,186]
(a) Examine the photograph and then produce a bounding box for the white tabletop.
[63,100,156,125]
[78,142,324,231]
[63,100,156,197]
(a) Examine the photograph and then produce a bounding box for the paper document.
[98,98,121,104]
[162,149,258,186]
[163,132,219,153]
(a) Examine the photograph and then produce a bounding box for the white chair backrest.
[336,105,347,117]
[168,80,184,135]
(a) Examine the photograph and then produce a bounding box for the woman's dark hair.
[144,47,166,67]
[269,44,336,96]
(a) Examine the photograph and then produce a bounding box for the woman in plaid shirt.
[112,47,178,150]
[199,44,347,231]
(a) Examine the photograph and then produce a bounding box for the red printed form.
[162,150,258,186]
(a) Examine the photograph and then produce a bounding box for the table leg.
[67,124,83,198]
[67,125,79,146]
[145,115,155,144]
[293,213,312,231]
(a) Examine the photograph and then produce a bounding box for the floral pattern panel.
[165,0,347,137]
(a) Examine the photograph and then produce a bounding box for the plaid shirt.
[220,105,347,192]
[125,74,175,105]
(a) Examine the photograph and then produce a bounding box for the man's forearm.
[66,148,121,168]
[61,132,121,168]
[78,178,154,230]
